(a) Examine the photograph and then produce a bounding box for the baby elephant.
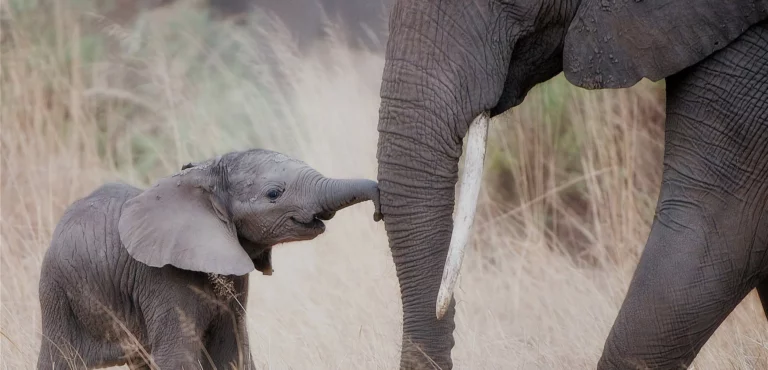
[37,148,381,370]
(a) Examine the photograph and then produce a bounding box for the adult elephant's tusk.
[436,112,490,320]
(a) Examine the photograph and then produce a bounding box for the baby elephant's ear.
[118,167,255,276]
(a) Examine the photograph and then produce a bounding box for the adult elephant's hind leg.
[598,21,768,370]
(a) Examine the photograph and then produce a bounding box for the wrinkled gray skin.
[37,148,381,369]
[375,0,768,369]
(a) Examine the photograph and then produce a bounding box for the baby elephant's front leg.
[204,277,255,370]
[145,306,209,370]
[203,314,255,370]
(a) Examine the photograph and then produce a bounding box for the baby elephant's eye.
[266,188,283,201]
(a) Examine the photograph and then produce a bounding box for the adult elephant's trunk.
[375,2,513,368]
[317,178,382,221]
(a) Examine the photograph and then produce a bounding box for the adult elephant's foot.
[598,20,768,370]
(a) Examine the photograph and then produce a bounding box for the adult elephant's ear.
[118,160,255,276]
[563,0,768,89]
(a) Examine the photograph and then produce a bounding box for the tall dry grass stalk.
[2,1,768,369]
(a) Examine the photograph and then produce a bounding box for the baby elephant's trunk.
[317,178,382,222]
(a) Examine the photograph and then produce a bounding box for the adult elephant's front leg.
[598,21,768,370]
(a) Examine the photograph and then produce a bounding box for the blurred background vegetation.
[3,0,309,183]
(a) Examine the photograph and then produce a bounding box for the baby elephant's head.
[118,149,381,276]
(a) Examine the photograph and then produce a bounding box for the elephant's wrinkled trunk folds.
[318,178,383,221]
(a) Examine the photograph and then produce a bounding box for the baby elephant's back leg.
[37,280,126,369]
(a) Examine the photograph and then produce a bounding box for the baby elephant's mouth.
[291,212,333,231]
[291,217,325,230]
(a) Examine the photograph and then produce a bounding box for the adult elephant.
[375,0,768,369]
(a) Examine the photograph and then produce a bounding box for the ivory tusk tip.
[436,289,452,320]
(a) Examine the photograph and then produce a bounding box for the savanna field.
[3,1,768,369]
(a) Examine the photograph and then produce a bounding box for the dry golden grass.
[2,1,768,369]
